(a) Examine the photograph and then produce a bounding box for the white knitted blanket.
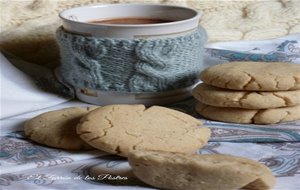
[1,0,300,66]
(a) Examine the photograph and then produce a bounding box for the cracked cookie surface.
[128,150,275,190]
[193,83,300,109]
[24,107,98,150]
[196,102,300,124]
[77,105,211,157]
[200,62,300,91]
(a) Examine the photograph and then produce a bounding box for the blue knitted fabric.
[56,26,207,92]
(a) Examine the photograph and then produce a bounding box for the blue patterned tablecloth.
[1,101,300,190]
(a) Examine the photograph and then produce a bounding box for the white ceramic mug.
[58,3,203,106]
[59,3,201,39]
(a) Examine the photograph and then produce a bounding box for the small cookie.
[192,83,300,109]
[77,104,211,157]
[195,102,300,124]
[24,107,98,150]
[128,150,275,190]
[200,62,300,91]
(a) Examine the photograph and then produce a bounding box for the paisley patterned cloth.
[203,33,300,71]
[1,101,300,190]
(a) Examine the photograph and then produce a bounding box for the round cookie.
[192,83,300,109]
[77,104,211,157]
[24,107,98,150]
[128,150,275,190]
[195,102,300,124]
[200,62,300,91]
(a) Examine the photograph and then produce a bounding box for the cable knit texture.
[1,0,299,67]
[56,27,207,92]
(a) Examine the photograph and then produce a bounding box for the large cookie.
[195,102,300,124]
[192,83,300,109]
[200,62,300,91]
[24,107,98,150]
[77,105,211,157]
[128,150,275,190]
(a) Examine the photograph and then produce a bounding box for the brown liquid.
[89,17,173,25]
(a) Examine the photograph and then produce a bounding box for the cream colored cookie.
[77,105,211,157]
[192,83,300,109]
[200,62,300,91]
[195,102,300,124]
[128,150,275,190]
[24,107,98,150]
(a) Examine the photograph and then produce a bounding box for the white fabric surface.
[0,53,69,119]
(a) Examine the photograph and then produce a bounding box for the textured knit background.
[1,0,300,68]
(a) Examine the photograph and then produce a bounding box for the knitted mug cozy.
[56,26,207,93]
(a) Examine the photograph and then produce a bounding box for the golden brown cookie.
[195,102,300,124]
[77,105,211,157]
[192,83,300,109]
[200,62,300,91]
[128,150,275,190]
[24,107,98,150]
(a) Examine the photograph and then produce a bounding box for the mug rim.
[59,3,201,28]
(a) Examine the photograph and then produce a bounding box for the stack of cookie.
[193,62,300,124]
